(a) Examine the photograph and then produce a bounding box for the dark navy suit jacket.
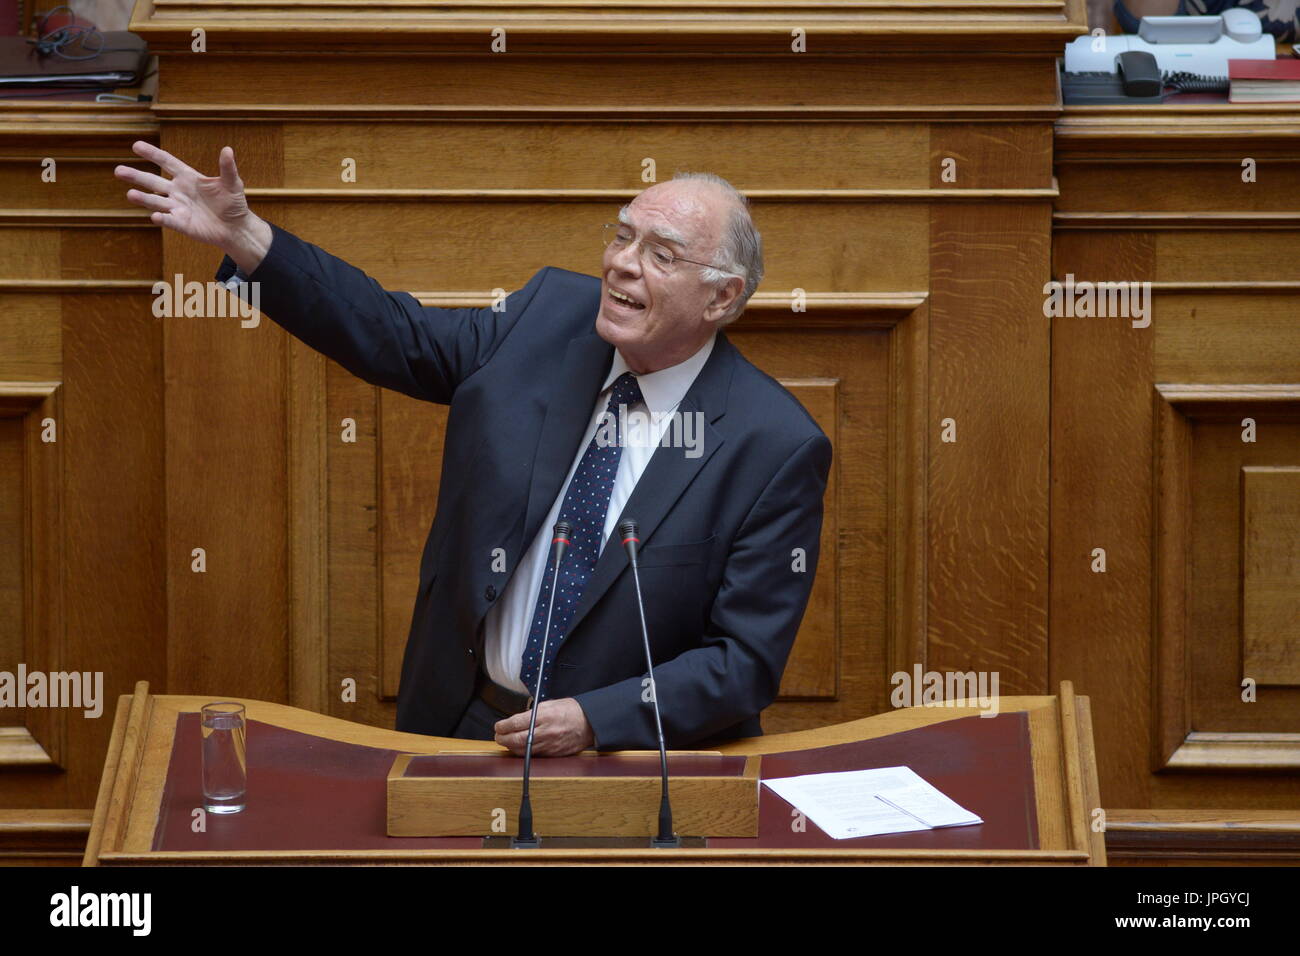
[217,223,831,750]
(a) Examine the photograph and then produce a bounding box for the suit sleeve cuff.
[574,696,600,750]
[213,221,288,289]
[573,677,651,752]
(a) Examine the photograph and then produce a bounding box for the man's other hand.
[494,698,594,756]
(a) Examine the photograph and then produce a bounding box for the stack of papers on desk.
[763,766,982,839]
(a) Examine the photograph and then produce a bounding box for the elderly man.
[116,143,831,756]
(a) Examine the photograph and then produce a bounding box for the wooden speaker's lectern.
[84,681,1105,865]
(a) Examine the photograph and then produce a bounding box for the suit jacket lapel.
[564,333,735,638]
[521,332,614,551]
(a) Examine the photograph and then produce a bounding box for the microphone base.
[510,835,542,849]
[484,835,704,849]
[651,834,682,849]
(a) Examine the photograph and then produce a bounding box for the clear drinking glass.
[201,702,247,814]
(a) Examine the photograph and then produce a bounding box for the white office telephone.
[1064,10,1275,77]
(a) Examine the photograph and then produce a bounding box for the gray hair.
[626,172,764,325]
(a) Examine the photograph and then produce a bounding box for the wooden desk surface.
[84,681,1105,865]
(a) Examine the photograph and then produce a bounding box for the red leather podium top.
[152,710,1037,852]
[713,712,1038,850]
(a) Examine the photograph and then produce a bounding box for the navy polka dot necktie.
[519,371,644,701]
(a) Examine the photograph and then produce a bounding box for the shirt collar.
[601,335,716,414]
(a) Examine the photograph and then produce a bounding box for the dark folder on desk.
[0,32,147,88]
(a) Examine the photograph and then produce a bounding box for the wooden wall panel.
[62,292,165,804]
[928,202,1051,694]
[0,296,62,380]
[286,340,328,713]
[251,200,931,298]
[774,378,839,701]
[0,231,62,279]
[59,229,160,281]
[0,382,66,787]
[0,96,166,817]
[729,325,887,729]
[0,400,56,759]
[1242,467,1300,687]
[929,123,1055,190]
[0,294,160,803]
[1155,230,1300,284]
[155,55,1062,110]
[326,363,384,722]
[1055,163,1300,213]
[1186,417,1300,730]
[1151,389,1300,778]
[0,159,148,210]
[0,416,22,718]
[161,122,290,704]
[1155,295,1300,383]
[378,392,445,702]
[278,121,934,191]
[1055,103,1300,810]
[1049,230,1156,809]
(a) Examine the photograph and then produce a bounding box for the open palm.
[115,141,252,250]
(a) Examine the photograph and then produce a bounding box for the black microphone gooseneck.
[512,519,572,849]
[619,518,679,848]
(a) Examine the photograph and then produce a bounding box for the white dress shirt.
[483,334,716,694]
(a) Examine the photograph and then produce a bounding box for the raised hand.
[115,141,272,272]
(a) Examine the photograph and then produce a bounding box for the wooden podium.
[84,681,1105,865]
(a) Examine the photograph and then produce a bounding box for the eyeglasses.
[601,222,738,276]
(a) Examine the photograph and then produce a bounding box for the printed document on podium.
[762,766,983,839]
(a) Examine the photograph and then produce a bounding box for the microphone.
[619,518,679,848]
[512,519,572,849]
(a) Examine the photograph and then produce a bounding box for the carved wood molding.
[1152,384,1300,772]
[1156,384,1300,406]
[1057,107,1300,157]
[0,211,153,228]
[0,103,156,149]
[0,279,159,291]
[130,0,1088,54]
[1055,213,1300,231]
[157,104,1067,121]
[0,726,55,766]
[243,187,1058,202]
[0,382,64,769]
[1140,282,1300,294]
[1106,809,1300,864]
[409,289,928,324]
[1164,733,1300,770]
[0,809,93,864]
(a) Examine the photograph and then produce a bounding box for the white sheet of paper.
[762,766,983,840]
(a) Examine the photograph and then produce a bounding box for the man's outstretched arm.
[213,219,548,404]
[117,141,541,404]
